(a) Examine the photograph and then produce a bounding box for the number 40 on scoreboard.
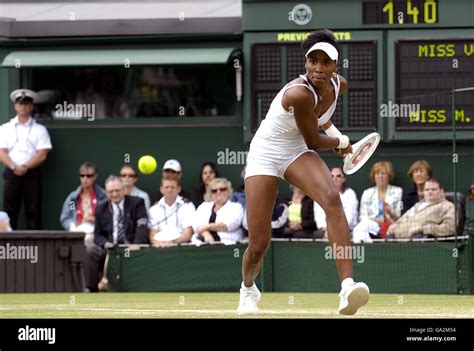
[363,0,437,25]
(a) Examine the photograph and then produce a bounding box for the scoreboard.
[396,39,474,130]
[364,0,438,25]
[387,28,474,140]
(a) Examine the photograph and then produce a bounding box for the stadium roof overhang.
[0,18,242,38]
[0,1,242,38]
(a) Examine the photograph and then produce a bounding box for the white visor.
[305,42,338,62]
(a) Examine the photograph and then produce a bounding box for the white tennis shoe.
[338,282,370,315]
[237,282,261,315]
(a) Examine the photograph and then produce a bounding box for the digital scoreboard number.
[363,0,438,25]
[396,39,474,129]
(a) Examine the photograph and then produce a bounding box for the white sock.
[341,277,354,290]
[241,281,255,290]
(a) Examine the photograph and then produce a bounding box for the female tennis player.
[238,29,369,315]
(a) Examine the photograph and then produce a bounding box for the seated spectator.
[192,178,243,245]
[0,211,12,231]
[148,175,196,247]
[150,159,191,204]
[387,178,455,239]
[444,191,466,235]
[119,164,151,211]
[191,162,219,208]
[86,175,148,292]
[465,180,474,231]
[352,161,402,243]
[283,185,317,238]
[468,180,474,202]
[60,162,106,246]
[313,167,358,239]
[402,160,432,214]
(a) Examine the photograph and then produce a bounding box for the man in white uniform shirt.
[148,176,195,247]
[0,89,52,229]
[313,167,359,238]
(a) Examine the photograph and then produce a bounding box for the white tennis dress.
[245,74,340,180]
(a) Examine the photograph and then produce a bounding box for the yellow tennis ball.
[138,155,157,175]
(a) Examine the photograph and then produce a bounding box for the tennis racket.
[343,132,380,175]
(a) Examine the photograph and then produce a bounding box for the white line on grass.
[0,307,471,318]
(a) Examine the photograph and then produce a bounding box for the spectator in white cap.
[0,211,12,232]
[150,158,191,205]
[0,89,52,229]
[163,159,182,173]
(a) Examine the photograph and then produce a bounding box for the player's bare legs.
[284,152,369,315]
[237,175,278,314]
[285,152,352,280]
[242,175,278,285]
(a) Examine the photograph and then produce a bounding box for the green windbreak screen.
[107,241,467,294]
[1,48,239,67]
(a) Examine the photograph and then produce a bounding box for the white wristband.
[324,124,349,149]
[324,124,343,138]
[338,135,350,149]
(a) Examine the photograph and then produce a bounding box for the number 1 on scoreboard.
[382,1,394,24]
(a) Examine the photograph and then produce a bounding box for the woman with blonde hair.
[193,177,244,245]
[352,161,402,243]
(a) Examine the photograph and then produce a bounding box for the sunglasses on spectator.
[80,174,95,178]
[120,173,137,178]
[331,174,343,178]
[211,187,228,194]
